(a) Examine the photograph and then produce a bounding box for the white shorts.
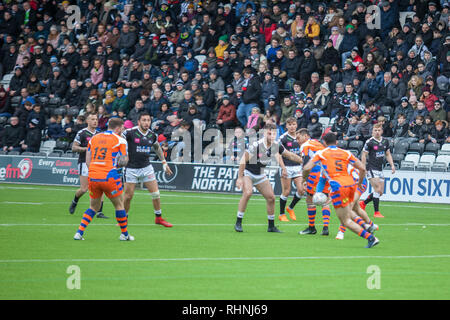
[244,169,268,186]
[124,164,156,183]
[367,169,384,180]
[79,162,89,177]
[279,165,302,179]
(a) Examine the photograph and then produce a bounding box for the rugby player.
[303,132,379,248]
[234,123,303,233]
[277,117,303,222]
[69,113,108,218]
[122,113,173,227]
[360,124,395,218]
[73,118,133,240]
[296,129,332,236]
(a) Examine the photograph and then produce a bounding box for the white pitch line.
[1,255,450,264]
[0,223,449,227]
[1,185,449,210]
[1,201,43,205]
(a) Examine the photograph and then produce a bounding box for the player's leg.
[109,193,134,241]
[255,180,281,233]
[74,180,102,240]
[69,174,89,214]
[144,180,173,227]
[299,172,320,234]
[333,187,379,248]
[279,176,291,221]
[235,176,253,232]
[321,194,331,236]
[123,182,136,215]
[286,176,303,221]
[95,194,108,219]
[371,177,385,218]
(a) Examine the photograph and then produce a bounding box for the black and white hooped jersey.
[122,126,158,169]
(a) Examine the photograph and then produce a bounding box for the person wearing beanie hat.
[215,35,229,59]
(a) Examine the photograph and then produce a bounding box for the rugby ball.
[313,192,328,206]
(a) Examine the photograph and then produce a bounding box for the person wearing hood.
[261,72,279,111]
[0,87,11,117]
[355,114,372,142]
[394,97,414,124]
[23,118,42,153]
[313,82,332,117]
[307,113,323,139]
[387,74,407,107]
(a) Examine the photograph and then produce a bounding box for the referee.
[360,123,395,218]
[122,113,173,227]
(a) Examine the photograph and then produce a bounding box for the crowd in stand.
[0,0,449,158]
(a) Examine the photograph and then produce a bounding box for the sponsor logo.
[156,164,178,184]
[0,158,33,180]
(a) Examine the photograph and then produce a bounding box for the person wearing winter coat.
[394,97,415,124]
[387,74,407,107]
[216,95,237,133]
[261,72,279,111]
[355,114,373,142]
[307,114,323,139]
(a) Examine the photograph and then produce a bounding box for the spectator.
[216,95,237,133]
[1,116,24,152]
[430,100,447,122]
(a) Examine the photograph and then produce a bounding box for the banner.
[0,155,449,204]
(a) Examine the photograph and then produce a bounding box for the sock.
[339,225,346,233]
[98,201,103,213]
[373,196,380,212]
[268,214,275,227]
[154,209,162,217]
[279,195,287,215]
[353,216,365,227]
[236,211,244,223]
[322,205,330,227]
[288,192,302,210]
[364,193,373,205]
[77,208,96,236]
[73,195,80,203]
[116,209,128,236]
[358,228,374,241]
[307,205,316,227]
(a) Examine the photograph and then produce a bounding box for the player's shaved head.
[322,132,337,146]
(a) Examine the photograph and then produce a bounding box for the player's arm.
[152,142,172,175]
[361,149,368,165]
[350,155,366,189]
[86,147,91,168]
[281,150,303,164]
[276,153,287,178]
[385,148,395,174]
[72,141,86,153]
[236,150,249,189]
[302,155,318,180]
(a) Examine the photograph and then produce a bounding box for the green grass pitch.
[0,183,449,300]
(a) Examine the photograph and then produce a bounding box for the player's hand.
[163,163,173,175]
[391,166,396,174]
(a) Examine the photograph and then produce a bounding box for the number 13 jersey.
[87,130,128,180]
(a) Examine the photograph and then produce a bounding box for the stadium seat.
[52,107,67,117]
[404,153,420,166]
[440,144,450,155]
[385,162,399,170]
[8,151,20,155]
[0,150,8,155]
[337,140,348,149]
[394,140,410,155]
[416,162,431,171]
[48,151,62,157]
[55,140,69,151]
[48,97,61,108]
[424,142,441,156]
[33,152,47,157]
[37,96,49,107]
[21,152,34,156]
[40,140,56,154]
[381,106,393,120]
[400,160,415,171]
[318,117,330,127]
[67,108,80,117]
[392,153,405,165]
[435,155,450,167]
[349,149,359,157]
[419,154,435,164]
[408,142,424,155]
[431,162,447,172]
[348,140,364,152]
[10,96,21,109]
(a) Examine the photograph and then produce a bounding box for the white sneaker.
[335,231,344,240]
[74,232,84,240]
[119,234,135,241]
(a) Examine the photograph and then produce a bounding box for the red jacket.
[260,23,276,44]
[217,104,237,123]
